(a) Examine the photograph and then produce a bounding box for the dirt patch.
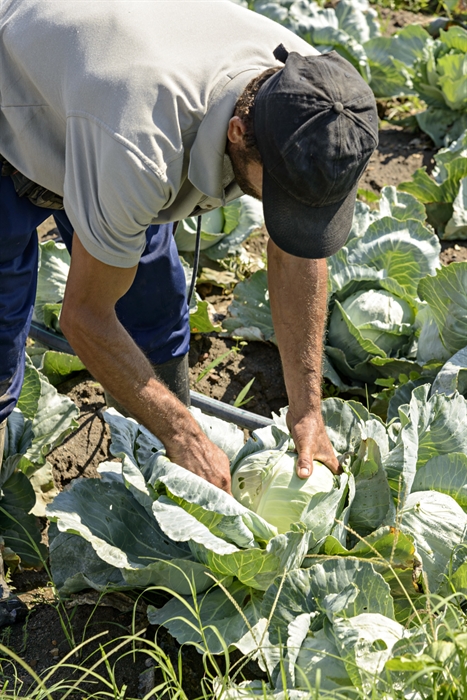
[360,127,436,194]
[48,378,111,489]
[189,335,286,417]
[440,240,467,265]
[4,577,207,699]
[379,6,435,36]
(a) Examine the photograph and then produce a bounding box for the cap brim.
[262,170,358,259]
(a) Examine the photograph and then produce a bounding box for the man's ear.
[227,116,246,145]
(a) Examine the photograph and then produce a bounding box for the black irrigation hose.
[190,392,273,432]
[187,215,202,307]
[28,321,273,431]
[29,321,75,354]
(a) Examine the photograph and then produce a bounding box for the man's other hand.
[286,410,341,479]
[166,433,232,494]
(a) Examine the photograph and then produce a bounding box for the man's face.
[228,141,263,201]
[226,115,263,201]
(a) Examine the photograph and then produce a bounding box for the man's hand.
[286,410,341,478]
[61,233,232,493]
[166,432,232,494]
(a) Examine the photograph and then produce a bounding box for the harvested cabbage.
[232,450,335,534]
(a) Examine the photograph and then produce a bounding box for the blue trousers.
[0,175,190,423]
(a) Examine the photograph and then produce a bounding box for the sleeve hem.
[72,228,143,269]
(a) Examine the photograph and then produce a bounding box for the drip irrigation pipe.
[28,321,274,431]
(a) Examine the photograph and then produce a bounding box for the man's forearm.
[60,232,232,492]
[267,238,328,417]
[267,239,339,476]
[61,303,197,445]
[62,305,232,490]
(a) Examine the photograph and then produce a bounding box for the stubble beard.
[227,142,262,201]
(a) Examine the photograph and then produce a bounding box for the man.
[0,1,377,541]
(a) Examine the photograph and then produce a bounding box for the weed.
[233,378,256,408]
[195,338,248,384]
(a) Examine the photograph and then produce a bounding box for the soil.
[7,6,467,697]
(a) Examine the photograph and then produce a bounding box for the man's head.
[226,67,279,200]
[227,48,378,259]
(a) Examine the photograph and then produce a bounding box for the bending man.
[0,2,377,500]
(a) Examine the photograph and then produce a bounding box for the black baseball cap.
[254,47,378,259]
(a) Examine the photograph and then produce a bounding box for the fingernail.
[298,467,310,478]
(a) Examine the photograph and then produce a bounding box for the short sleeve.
[63,114,170,268]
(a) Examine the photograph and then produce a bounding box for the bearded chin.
[228,142,262,201]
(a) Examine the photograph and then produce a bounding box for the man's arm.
[267,239,340,478]
[60,233,232,492]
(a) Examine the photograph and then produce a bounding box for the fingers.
[293,430,342,479]
[315,450,342,475]
[295,445,342,478]
[216,474,232,495]
[296,452,314,479]
[167,436,232,494]
[288,411,343,480]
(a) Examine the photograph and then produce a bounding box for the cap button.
[333,101,344,114]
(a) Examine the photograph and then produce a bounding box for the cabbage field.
[3,1,467,698]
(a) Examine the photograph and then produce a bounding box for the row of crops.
[237,0,467,147]
[7,342,467,696]
[4,0,467,696]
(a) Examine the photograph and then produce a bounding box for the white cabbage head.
[231,449,335,534]
[328,289,414,361]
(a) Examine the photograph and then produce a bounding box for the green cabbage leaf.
[398,128,467,239]
[174,196,264,260]
[252,0,380,81]
[2,362,79,567]
[224,189,442,397]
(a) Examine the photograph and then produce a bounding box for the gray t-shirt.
[0,0,317,267]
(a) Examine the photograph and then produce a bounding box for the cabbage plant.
[416,261,467,364]
[232,449,336,534]
[2,361,79,569]
[224,187,443,394]
[399,127,467,239]
[47,407,351,596]
[252,0,380,81]
[364,24,430,99]
[364,23,467,146]
[148,388,467,696]
[44,384,467,694]
[174,195,264,260]
[328,288,415,368]
[412,26,467,147]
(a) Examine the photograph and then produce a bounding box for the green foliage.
[233,377,256,408]
[39,384,467,698]
[365,23,431,98]
[224,187,449,414]
[252,0,380,81]
[175,196,264,260]
[27,347,86,386]
[328,288,415,365]
[399,128,467,238]
[2,363,79,567]
[363,22,467,145]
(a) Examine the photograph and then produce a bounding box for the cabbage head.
[328,289,414,365]
[231,449,335,534]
